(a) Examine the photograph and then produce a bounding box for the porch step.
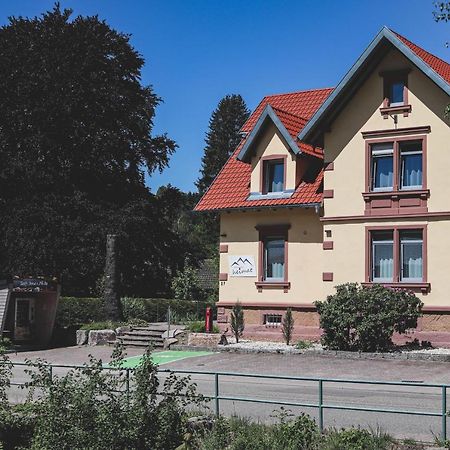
[116,325,166,348]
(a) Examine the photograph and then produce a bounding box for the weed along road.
[160,351,450,443]
[8,347,450,443]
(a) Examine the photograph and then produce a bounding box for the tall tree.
[0,4,180,296]
[196,95,250,195]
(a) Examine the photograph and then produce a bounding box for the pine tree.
[196,95,250,194]
[230,301,245,343]
[282,308,295,346]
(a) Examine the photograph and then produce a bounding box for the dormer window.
[263,158,285,193]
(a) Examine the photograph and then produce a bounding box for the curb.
[172,344,450,363]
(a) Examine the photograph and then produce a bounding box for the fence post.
[167,305,171,337]
[214,373,220,416]
[442,385,447,442]
[126,368,130,404]
[318,380,324,433]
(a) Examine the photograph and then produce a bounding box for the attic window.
[380,70,411,117]
[263,159,284,194]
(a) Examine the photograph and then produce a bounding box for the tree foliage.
[315,283,423,352]
[0,5,194,296]
[196,95,250,195]
[195,95,250,256]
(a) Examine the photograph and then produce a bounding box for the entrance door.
[14,298,35,341]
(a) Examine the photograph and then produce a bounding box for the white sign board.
[228,255,256,277]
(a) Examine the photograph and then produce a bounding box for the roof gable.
[298,27,450,144]
[195,88,331,212]
[236,104,305,161]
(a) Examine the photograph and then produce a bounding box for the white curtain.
[270,262,284,278]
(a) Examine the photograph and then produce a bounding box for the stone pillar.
[104,234,122,321]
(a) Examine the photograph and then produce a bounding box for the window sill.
[363,189,429,200]
[361,281,430,293]
[255,281,290,293]
[380,104,412,117]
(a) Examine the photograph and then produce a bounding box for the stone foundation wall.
[188,332,221,347]
[217,305,450,346]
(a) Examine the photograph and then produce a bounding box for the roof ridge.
[262,86,334,100]
[390,28,450,67]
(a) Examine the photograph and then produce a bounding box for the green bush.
[197,413,320,450]
[315,283,423,352]
[55,297,105,328]
[296,339,313,350]
[188,321,220,334]
[6,347,204,449]
[0,404,37,449]
[79,321,125,331]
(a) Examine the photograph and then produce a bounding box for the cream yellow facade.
[219,208,323,305]
[249,122,297,193]
[212,33,450,340]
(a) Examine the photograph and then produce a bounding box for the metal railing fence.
[4,361,449,441]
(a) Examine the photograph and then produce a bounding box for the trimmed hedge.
[55,296,213,329]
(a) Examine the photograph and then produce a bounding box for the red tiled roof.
[393,30,450,83]
[195,88,332,211]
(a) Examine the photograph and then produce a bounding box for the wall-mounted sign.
[228,256,256,277]
[12,278,57,293]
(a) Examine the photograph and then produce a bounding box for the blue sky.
[0,1,448,193]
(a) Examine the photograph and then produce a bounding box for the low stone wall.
[74,329,117,346]
[188,332,221,348]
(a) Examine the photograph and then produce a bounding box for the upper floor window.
[263,159,284,193]
[382,71,408,107]
[400,141,423,189]
[370,139,423,192]
[371,143,393,191]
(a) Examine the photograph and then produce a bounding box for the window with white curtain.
[264,160,284,193]
[400,230,423,281]
[264,238,285,280]
[371,143,394,191]
[400,141,423,190]
[372,231,394,282]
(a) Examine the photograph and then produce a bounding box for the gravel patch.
[212,339,450,362]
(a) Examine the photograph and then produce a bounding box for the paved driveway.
[7,347,450,442]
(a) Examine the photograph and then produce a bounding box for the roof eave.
[195,201,322,213]
[298,26,450,144]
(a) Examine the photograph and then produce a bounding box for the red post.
[205,306,212,333]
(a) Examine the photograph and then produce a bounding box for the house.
[195,28,450,345]
[0,276,60,347]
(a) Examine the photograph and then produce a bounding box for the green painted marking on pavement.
[118,350,212,368]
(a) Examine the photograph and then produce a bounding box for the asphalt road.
[8,347,450,443]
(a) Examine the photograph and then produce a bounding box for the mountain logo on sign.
[231,257,252,267]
